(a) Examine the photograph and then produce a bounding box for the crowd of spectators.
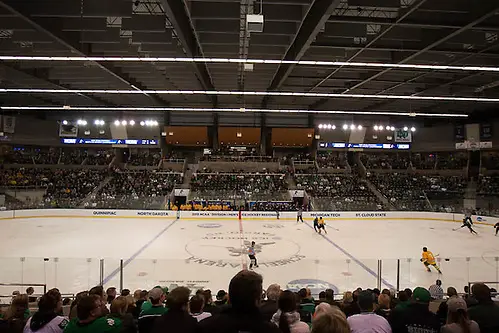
[128,151,162,167]
[190,173,288,201]
[360,153,411,170]
[85,150,114,166]
[477,176,499,195]
[316,152,347,170]
[59,149,85,165]
[368,173,466,211]
[481,152,499,170]
[42,169,108,208]
[436,152,468,170]
[411,153,437,170]
[295,174,382,211]
[360,153,392,170]
[89,171,181,209]
[1,149,35,164]
[2,273,499,333]
[250,201,299,212]
[0,168,53,187]
[33,148,60,165]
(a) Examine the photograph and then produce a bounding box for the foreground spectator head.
[149,287,166,305]
[273,290,309,333]
[298,288,307,300]
[357,291,374,312]
[447,287,458,297]
[26,287,34,295]
[312,305,350,333]
[133,289,142,301]
[398,290,409,302]
[342,292,353,304]
[378,294,390,310]
[189,294,205,314]
[314,302,332,317]
[266,284,281,302]
[413,287,431,304]
[121,289,130,297]
[27,293,65,332]
[4,294,29,320]
[77,295,102,322]
[445,297,478,331]
[471,283,491,303]
[89,286,105,301]
[167,286,191,311]
[325,289,334,301]
[404,288,413,298]
[106,287,117,304]
[228,270,263,311]
[110,296,128,315]
[202,289,213,305]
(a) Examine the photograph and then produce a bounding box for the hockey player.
[421,247,442,274]
[495,222,499,236]
[457,217,478,235]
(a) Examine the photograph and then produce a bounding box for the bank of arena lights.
[76,119,87,126]
[0,88,498,103]
[373,125,416,132]
[11,106,468,118]
[318,124,336,129]
[93,119,105,126]
[2,55,499,73]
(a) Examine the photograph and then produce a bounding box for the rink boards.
[0,208,496,225]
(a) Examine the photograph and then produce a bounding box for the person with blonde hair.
[0,294,29,333]
[109,296,136,333]
[311,305,350,333]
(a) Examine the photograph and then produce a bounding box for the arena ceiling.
[1,0,499,122]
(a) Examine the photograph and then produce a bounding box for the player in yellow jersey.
[317,217,327,234]
[421,247,442,274]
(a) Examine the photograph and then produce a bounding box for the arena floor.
[1,215,499,297]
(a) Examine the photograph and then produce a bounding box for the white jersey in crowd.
[24,316,69,333]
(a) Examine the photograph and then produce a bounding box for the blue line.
[102,218,179,285]
[303,221,395,289]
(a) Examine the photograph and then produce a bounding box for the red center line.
[238,211,247,270]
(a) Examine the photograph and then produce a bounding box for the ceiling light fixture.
[0,106,469,118]
[2,55,499,73]
[0,88,497,103]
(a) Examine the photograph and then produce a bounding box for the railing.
[201,155,279,162]
[1,257,498,299]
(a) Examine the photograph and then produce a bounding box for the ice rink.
[1,214,499,297]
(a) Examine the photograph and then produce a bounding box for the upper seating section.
[316,151,348,170]
[295,174,382,211]
[89,171,182,209]
[368,173,466,211]
[190,172,288,201]
[481,152,499,170]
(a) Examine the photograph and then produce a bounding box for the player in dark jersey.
[313,217,319,232]
[495,222,499,236]
[457,218,478,235]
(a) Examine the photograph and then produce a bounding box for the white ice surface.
[1,216,499,297]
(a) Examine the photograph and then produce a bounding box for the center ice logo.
[185,231,305,268]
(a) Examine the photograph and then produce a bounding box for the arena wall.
[0,209,496,225]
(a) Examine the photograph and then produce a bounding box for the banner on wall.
[59,122,78,137]
[2,116,15,133]
[454,124,465,141]
[394,129,412,143]
[480,123,493,141]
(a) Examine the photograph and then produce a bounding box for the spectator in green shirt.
[138,288,167,333]
[63,295,121,333]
